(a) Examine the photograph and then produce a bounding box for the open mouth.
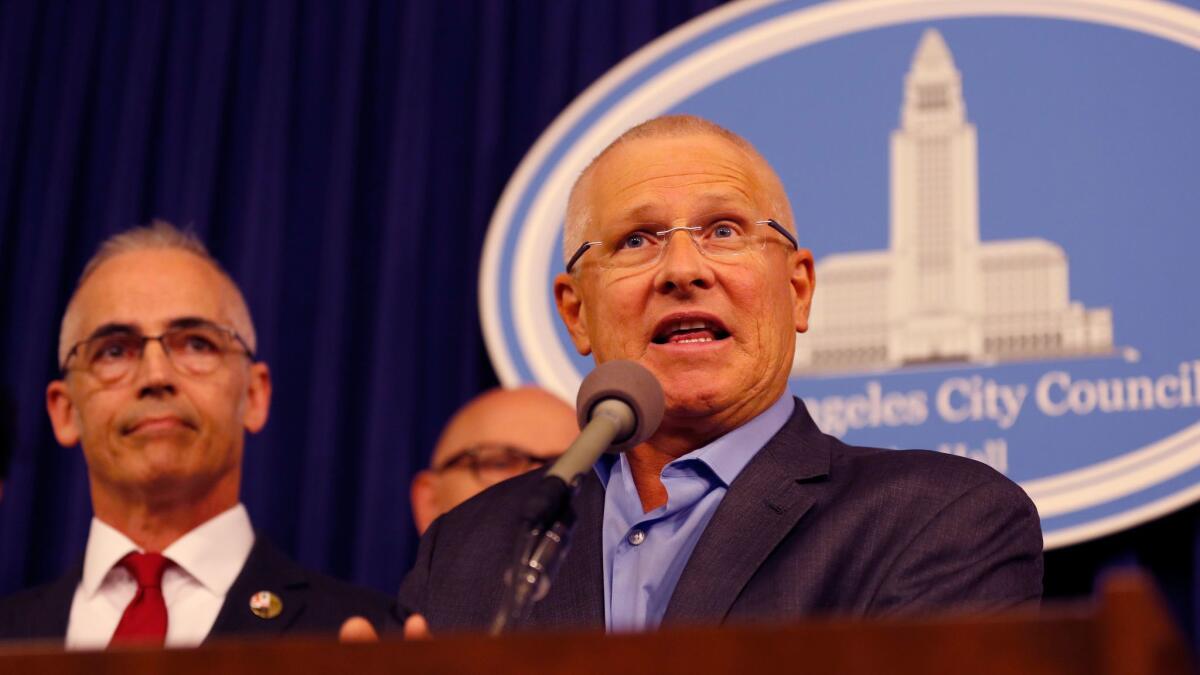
[651,317,732,345]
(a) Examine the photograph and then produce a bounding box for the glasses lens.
[471,445,544,483]
[599,230,663,269]
[162,325,228,374]
[697,221,754,257]
[83,334,143,383]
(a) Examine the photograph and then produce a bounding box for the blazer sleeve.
[868,474,1044,615]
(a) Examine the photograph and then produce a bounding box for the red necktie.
[109,552,171,647]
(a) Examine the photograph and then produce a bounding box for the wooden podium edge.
[1097,569,1196,675]
[0,571,1192,675]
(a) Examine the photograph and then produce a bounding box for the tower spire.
[912,28,955,74]
[901,28,967,129]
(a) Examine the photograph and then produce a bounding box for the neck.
[623,390,788,513]
[90,474,240,552]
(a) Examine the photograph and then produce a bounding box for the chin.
[660,380,734,418]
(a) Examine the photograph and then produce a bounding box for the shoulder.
[779,399,1035,516]
[420,469,544,559]
[398,469,550,624]
[0,569,79,641]
[832,441,1036,516]
[831,441,1043,587]
[0,583,59,620]
[440,469,545,526]
[236,538,399,633]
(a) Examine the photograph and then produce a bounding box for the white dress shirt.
[65,503,255,650]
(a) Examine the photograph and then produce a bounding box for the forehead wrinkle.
[608,161,756,192]
[599,156,766,217]
[615,189,759,224]
[607,175,759,214]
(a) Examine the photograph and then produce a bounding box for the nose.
[653,228,714,296]
[135,338,178,399]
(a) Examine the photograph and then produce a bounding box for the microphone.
[515,360,664,532]
[491,360,664,634]
[548,360,665,485]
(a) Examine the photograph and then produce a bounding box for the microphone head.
[575,360,665,453]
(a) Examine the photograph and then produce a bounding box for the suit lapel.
[662,400,830,625]
[527,472,606,630]
[206,537,309,639]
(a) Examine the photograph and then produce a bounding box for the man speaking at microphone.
[398,115,1043,633]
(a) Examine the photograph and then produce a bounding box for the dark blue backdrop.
[0,0,1195,646]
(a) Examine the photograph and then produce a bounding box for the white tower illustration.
[889,30,982,363]
[793,29,1113,375]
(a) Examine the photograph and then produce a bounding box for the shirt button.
[628,529,646,546]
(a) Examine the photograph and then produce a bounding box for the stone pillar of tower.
[888,28,984,365]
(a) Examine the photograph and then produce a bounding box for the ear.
[410,470,439,535]
[242,362,272,434]
[553,272,593,356]
[46,379,81,447]
[790,247,816,333]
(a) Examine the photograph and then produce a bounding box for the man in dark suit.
[398,115,1042,634]
[0,222,397,647]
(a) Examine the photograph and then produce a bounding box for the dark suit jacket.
[0,537,399,644]
[399,399,1043,632]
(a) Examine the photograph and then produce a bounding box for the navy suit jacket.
[399,399,1043,632]
[0,537,399,644]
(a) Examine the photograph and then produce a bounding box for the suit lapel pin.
[249,590,283,619]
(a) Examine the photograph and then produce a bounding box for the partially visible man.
[410,387,577,534]
[399,115,1043,634]
[0,222,397,648]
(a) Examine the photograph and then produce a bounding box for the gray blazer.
[399,399,1043,631]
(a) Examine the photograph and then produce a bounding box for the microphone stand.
[489,475,577,636]
[488,360,664,634]
[489,400,632,635]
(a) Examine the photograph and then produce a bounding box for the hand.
[338,616,379,643]
[404,613,432,640]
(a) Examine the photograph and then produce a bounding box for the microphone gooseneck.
[490,360,664,634]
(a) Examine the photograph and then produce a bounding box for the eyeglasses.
[434,443,551,484]
[60,320,255,385]
[565,218,799,273]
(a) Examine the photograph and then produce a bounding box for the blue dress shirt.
[594,393,795,632]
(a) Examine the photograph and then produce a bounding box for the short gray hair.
[58,220,257,365]
[76,220,213,288]
[562,114,796,267]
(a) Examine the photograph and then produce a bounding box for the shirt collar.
[682,393,794,487]
[595,392,794,488]
[163,504,255,595]
[79,519,139,598]
[79,504,255,598]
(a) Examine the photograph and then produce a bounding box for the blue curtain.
[0,0,725,594]
[0,0,1195,648]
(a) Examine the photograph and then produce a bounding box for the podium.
[0,571,1191,675]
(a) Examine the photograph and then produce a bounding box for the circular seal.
[480,0,1200,548]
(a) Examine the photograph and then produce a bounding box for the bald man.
[0,222,398,647]
[410,387,578,534]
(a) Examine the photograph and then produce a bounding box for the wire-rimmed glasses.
[60,319,255,385]
[434,443,550,484]
[565,218,798,273]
